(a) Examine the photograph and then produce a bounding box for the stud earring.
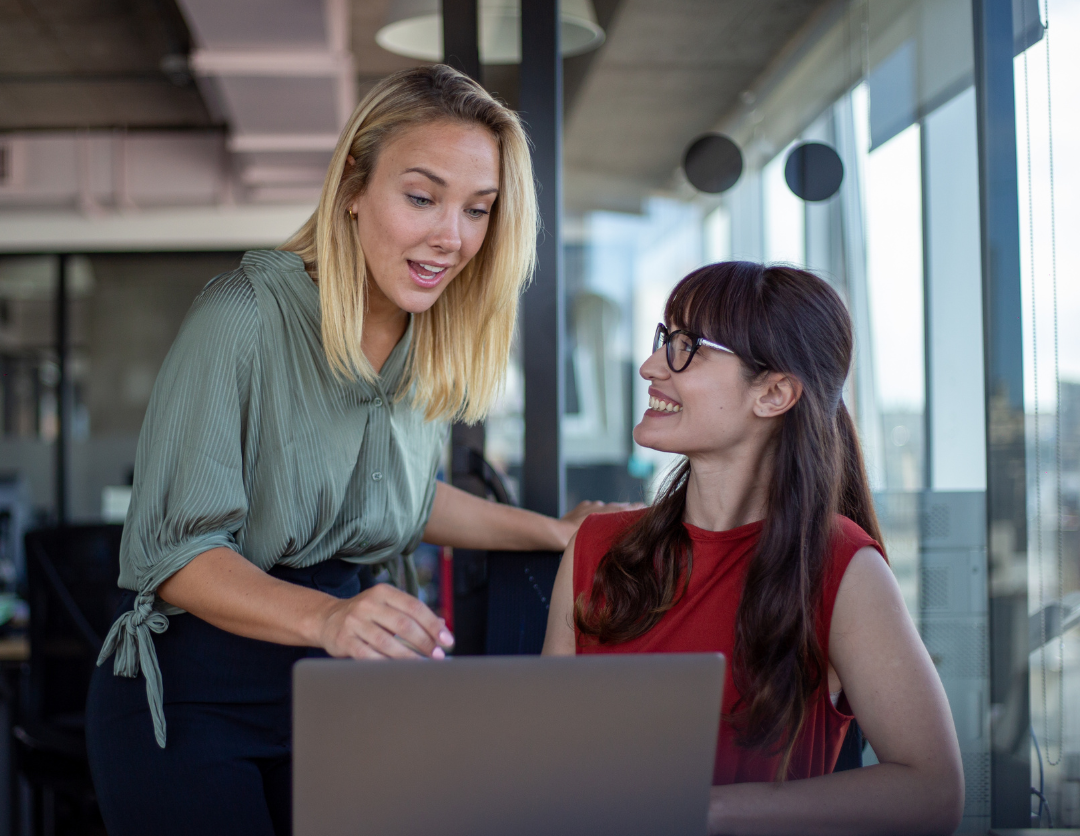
[347,208,356,220]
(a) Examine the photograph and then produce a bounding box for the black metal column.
[442,0,485,465]
[55,254,68,525]
[972,0,1029,825]
[441,0,480,81]
[520,0,565,517]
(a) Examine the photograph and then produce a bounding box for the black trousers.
[86,559,371,836]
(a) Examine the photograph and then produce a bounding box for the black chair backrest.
[485,550,561,655]
[24,526,123,730]
[446,444,562,656]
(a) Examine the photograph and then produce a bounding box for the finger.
[372,585,453,648]
[355,618,425,659]
[369,602,439,657]
[343,637,386,660]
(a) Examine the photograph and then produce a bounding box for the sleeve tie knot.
[97,591,171,748]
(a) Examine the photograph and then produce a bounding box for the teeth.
[648,395,681,413]
[419,263,444,273]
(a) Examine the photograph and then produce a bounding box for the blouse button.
[373,398,383,407]
[372,471,383,482]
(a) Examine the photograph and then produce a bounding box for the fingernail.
[439,629,455,646]
[431,647,446,660]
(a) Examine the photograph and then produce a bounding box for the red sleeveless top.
[573,510,883,785]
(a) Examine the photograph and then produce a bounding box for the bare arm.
[542,533,578,655]
[157,548,453,660]
[423,481,634,552]
[707,547,964,836]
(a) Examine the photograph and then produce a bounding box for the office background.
[0,0,1078,831]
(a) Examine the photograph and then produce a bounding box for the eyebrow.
[402,167,499,196]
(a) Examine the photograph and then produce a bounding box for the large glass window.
[1015,0,1080,823]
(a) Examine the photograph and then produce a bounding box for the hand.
[316,583,454,660]
[555,500,645,548]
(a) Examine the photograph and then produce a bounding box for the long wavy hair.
[575,261,883,778]
[281,64,537,423]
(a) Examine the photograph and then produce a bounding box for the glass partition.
[1015,0,1080,823]
[68,253,243,523]
[0,256,60,586]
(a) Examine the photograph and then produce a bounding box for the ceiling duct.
[175,0,355,202]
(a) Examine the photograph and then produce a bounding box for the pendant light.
[376,0,605,64]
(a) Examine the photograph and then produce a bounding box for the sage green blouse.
[96,249,448,748]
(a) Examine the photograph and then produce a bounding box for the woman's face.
[633,325,771,460]
[350,120,500,314]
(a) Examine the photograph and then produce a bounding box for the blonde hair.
[281,64,537,423]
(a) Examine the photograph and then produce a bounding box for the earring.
[347,208,356,220]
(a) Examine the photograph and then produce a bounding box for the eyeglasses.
[652,323,739,373]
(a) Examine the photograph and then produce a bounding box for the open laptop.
[293,654,725,836]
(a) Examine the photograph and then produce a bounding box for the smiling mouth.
[648,394,682,413]
[408,260,450,287]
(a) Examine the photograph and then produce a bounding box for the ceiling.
[0,0,211,130]
[0,0,834,211]
[563,0,832,211]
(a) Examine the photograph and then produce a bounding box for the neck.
[361,279,409,374]
[683,440,774,532]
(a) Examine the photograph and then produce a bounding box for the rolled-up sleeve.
[97,271,259,747]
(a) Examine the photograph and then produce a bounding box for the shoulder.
[576,508,647,554]
[160,265,261,385]
[831,514,885,566]
[188,265,259,335]
[818,516,887,636]
[572,508,648,591]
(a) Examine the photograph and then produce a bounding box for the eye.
[407,194,432,207]
[466,207,490,219]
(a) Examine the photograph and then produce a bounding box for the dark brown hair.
[574,261,882,777]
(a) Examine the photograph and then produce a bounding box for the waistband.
[98,557,371,748]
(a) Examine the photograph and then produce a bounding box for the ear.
[343,156,360,214]
[753,372,802,418]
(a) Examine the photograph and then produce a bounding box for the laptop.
[293,654,725,836]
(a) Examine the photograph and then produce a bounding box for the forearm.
[709,761,963,836]
[423,481,568,551]
[157,547,336,647]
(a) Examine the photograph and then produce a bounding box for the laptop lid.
[293,653,724,836]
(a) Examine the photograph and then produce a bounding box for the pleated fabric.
[97,249,448,747]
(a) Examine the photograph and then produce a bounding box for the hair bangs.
[665,261,768,374]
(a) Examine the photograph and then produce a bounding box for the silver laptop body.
[293,653,725,836]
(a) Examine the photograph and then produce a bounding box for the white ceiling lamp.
[376,0,605,64]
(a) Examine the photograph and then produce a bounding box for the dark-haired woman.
[543,262,964,835]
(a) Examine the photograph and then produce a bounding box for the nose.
[428,206,462,253]
[639,347,670,382]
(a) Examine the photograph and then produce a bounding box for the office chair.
[444,444,561,656]
[17,525,123,836]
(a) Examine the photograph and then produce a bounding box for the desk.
[0,638,29,665]
[0,637,26,836]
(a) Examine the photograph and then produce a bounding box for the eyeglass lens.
[653,325,696,372]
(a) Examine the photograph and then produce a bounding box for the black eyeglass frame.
[652,323,742,373]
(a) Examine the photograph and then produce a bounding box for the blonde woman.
[86,65,625,836]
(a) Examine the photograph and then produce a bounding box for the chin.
[391,286,448,315]
[632,424,682,456]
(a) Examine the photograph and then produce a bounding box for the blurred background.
[1,0,1079,832]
